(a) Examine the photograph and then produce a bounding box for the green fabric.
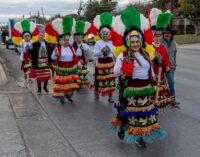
[62,16,73,34]
[116,84,121,90]
[75,20,85,34]
[121,7,141,31]
[100,12,112,27]
[21,20,30,32]
[156,13,173,29]
[78,71,89,75]
[53,67,77,73]
[123,87,155,98]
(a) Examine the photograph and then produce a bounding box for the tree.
[84,0,118,22]
[175,0,200,35]
[152,0,179,11]
[77,0,86,20]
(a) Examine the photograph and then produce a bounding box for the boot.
[37,82,41,93]
[108,94,114,103]
[43,82,49,93]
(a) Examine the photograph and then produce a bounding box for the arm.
[114,53,124,77]
[51,47,58,60]
[93,42,103,57]
[82,43,90,52]
[174,42,177,70]
[18,42,23,54]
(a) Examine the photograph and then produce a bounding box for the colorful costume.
[149,8,173,108]
[45,17,80,103]
[73,21,91,86]
[109,7,166,144]
[92,12,115,97]
[11,20,39,76]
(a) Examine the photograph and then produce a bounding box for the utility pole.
[41,7,45,24]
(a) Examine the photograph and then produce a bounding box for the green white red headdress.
[45,16,75,44]
[91,12,113,42]
[11,20,39,45]
[110,7,153,57]
[74,20,91,40]
[148,8,173,36]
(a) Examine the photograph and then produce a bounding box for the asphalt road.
[0,45,200,157]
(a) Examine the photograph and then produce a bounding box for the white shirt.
[51,46,82,67]
[18,41,32,61]
[75,43,90,57]
[114,52,155,80]
[18,41,32,54]
[93,40,114,65]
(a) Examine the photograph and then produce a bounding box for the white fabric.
[93,40,114,65]
[75,43,90,56]
[114,52,155,80]
[51,46,82,67]
[18,41,32,61]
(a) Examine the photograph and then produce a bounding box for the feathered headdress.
[110,7,154,57]
[148,8,173,36]
[11,20,39,45]
[91,12,113,42]
[45,16,75,44]
[74,20,91,40]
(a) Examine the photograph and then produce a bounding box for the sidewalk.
[177,43,200,50]
[0,57,8,85]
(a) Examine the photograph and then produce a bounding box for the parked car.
[87,34,95,45]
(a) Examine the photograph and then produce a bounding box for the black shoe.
[44,88,49,93]
[60,100,65,104]
[66,96,73,103]
[37,89,41,93]
[108,96,114,103]
[135,138,146,148]
[118,127,125,140]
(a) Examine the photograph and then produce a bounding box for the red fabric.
[11,28,22,37]
[24,53,32,60]
[35,68,51,82]
[144,28,154,45]
[32,27,39,36]
[57,61,74,68]
[54,45,79,66]
[45,23,59,39]
[153,45,170,71]
[110,28,124,46]
[29,68,36,78]
[91,24,99,36]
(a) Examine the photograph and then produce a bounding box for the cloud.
[0,0,131,23]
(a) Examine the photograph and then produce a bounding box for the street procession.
[0,0,200,156]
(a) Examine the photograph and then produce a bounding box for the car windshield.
[36,25,45,32]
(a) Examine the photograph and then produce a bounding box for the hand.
[166,67,170,72]
[101,47,106,53]
[174,67,176,72]
[55,52,59,57]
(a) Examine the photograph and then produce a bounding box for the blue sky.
[0,0,143,24]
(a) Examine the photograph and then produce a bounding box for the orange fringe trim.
[54,75,79,83]
[98,86,115,92]
[96,74,116,80]
[110,118,121,127]
[52,83,79,90]
[128,123,162,135]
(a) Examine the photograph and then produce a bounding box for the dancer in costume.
[148,8,173,108]
[11,20,39,79]
[72,20,91,87]
[29,32,52,93]
[91,12,115,103]
[109,7,166,148]
[45,17,80,104]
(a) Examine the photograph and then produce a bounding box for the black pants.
[37,81,48,91]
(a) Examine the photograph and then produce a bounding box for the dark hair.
[162,27,176,41]
[123,26,146,49]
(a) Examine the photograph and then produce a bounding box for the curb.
[0,57,8,85]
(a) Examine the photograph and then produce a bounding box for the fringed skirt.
[94,57,115,96]
[21,52,32,75]
[35,58,51,82]
[110,78,166,143]
[52,61,79,101]
[77,57,90,86]
[153,64,173,108]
